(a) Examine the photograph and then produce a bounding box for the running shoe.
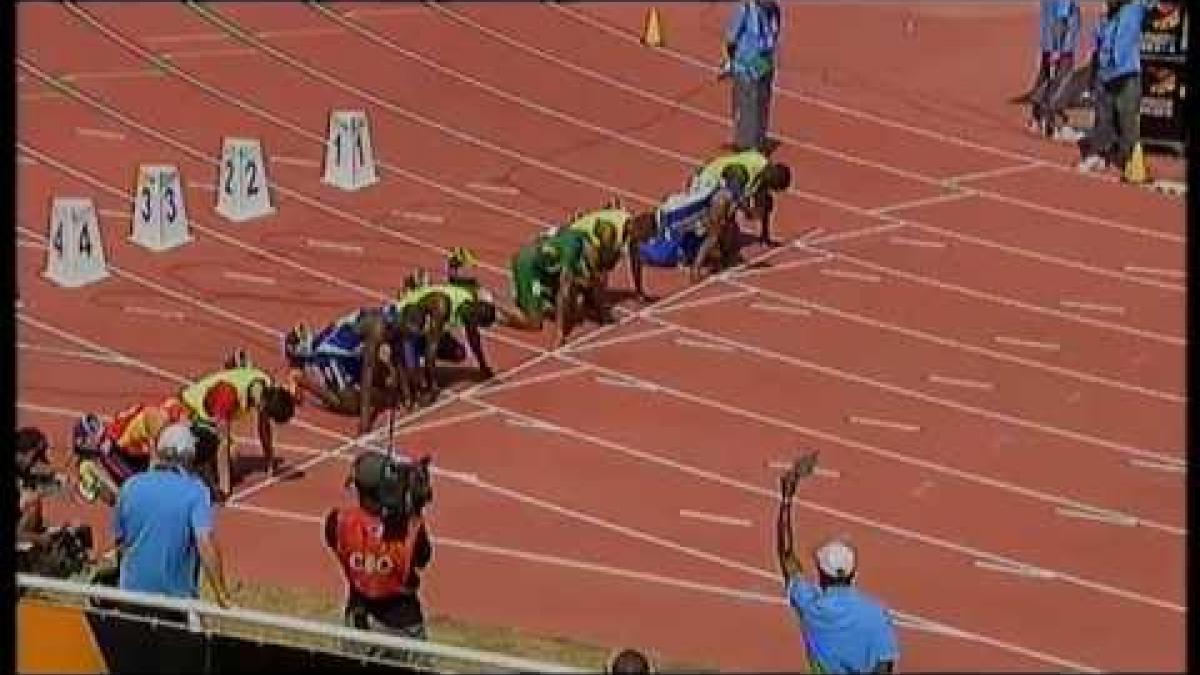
[1077,155,1107,173]
[77,460,102,503]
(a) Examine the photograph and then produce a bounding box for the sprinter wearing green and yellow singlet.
[693,150,791,246]
[179,364,295,501]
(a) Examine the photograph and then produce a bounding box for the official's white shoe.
[1077,155,1107,173]
[1053,126,1085,143]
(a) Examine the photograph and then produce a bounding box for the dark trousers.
[1031,53,1075,131]
[732,72,773,151]
[1088,73,1142,168]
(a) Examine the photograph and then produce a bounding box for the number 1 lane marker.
[678,509,752,528]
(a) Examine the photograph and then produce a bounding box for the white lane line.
[673,336,736,353]
[123,305,186,321]
[947,163,1043,184]
[927,374,996,391]
[1123,265,1184,279]
[848,415,922,433]
[973,559,1058,580]
[396,210,445,224]
[678,509,752,528]
[767,460,841,479]
[343,6,427,18]
[726,256,833,280]
[593,375,659,392]
[143,32,228,45]
[17,155,37,165]
[305,238,363,254]
[75,127,126,142]
[504,417,560,432]
[649,289,754,315]
[569,326,675,353]
[162,47,258,60]
[255,27,344,40]
[1059,299,1126,315]
[820,268,882,283]
[871,192,972,214]
[467,181,520,196]
[271,155,321,169]
[60,69,164,82]
[223,270,277,286]
[478,365,588,395]
[1127,458,1186,474]
[17,342,130,366]
[994,336,1061,352]
[188,181,216,192]
[97,209,131,220]
[749,302,811,317]
[1055,507,1139,528]
[888,235,947,249]
[18,91,66,102]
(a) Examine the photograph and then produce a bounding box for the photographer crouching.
[324,450,434,665]
[16,427,96,581]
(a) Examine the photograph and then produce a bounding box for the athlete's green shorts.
[511,231,590,316]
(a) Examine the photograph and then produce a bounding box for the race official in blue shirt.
[722,0,781,152]
[114,423,232,607]
[1080,0,1156,178]
[777,453,899,674]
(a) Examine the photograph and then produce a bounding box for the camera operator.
[16,427,95,580]
[323,450,434,664]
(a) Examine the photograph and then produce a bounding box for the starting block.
[44,197,109,288]
[130,164,192,251]
[216,137,275,222]
[322,110,378,191]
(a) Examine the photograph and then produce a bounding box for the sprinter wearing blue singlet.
[283,308,413,432]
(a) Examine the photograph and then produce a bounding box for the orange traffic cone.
[642,7,664,47]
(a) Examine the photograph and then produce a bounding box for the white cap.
[815,539,857,580]
[156,423,197,464]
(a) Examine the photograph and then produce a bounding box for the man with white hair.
[777,452,898,673]
[114,423,231,608]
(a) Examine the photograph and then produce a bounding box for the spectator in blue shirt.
[114,423,231,608]
[1080,0,1155,178]
[721,0,781,152]
[777,453,899,674]
[1029,0,1084,140]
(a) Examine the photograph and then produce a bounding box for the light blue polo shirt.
[787,576,899,674]
[1040,0,1081,55]
[114,467,214,598]
[1096,0,1151,83]
[725,1,780,80]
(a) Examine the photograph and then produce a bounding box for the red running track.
[17,2,1184,671]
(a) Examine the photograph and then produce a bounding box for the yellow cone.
[1124,143,1148,183]
[643,7,664,47]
